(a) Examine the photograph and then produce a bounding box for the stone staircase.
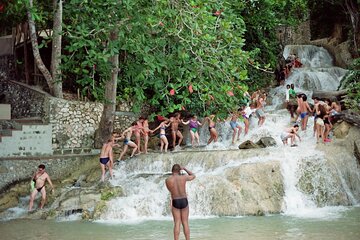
[0,118,53,157]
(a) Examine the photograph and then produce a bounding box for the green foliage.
[2,0,309,119]
[240,0,308,91]
[0,0,52,34]
[340,58,360,112]
[63,0,251,118]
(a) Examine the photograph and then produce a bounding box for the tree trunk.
[312,90,348,101]
[345,0,359,57]
[26,0,55,95]
[332,110,360,127]
[94,30,119,148]
[51,0,63,98]
[23,22,30,85]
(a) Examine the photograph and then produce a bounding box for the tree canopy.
[1,0,310,119]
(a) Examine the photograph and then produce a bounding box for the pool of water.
[1,207,359,240]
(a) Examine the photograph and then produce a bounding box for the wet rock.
[354,139,360,166]
[256,137,277,148]
[333,121,351,139]
[238,140,261,149]
[0,191,19,212]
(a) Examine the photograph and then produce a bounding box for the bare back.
[166,175,189,199]
[100,143,112,158]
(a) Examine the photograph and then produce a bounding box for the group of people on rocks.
[282,83,342,146]
[275,53,303,86]
[96,89,271,182]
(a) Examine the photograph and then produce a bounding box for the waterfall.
[98,45,358,222]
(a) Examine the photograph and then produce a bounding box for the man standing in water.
[29,164,54,211]
[166,164,196,240]
[99,135,115,181]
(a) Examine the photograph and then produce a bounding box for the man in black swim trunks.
[99,136,115,181]
[28,164,54,211]
[165,164,196,240]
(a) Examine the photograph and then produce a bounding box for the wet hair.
[313,97,320,101]
[131,121,137,126]
[293,124,299,128]
[301,94,307,101]
[139,116,146,120]
[318,104,327,115]
[172,164,181,173]
[38,164,45,169]
[286,84,290,88]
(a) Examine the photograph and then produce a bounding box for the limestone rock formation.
[256,137,277,148]
[238,140,260,149]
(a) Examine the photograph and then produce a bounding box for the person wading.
[165,164,196,240]
[28,164,54,211]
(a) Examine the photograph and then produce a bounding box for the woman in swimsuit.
[151,120,171,152]
[142,117,151,154]
[182,116,202,147]
[203,115,218,144]
[133,117,145,154]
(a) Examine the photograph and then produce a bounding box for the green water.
[1,207,359,240]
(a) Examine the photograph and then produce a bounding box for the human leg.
[135,133,142,153]
[128,141,138,157]
[181,207,190,240]
[144,135,149,153]
[237,126,242,140]
[194,132,200,146]
[172,131,177,148]
[163,137,169,152]
[171,207,182,240]
[100,163,106,181]
[244,118,249,135]
[189,130,195,146]
[118,145,128,160]
[39,187,47,209]
[232,128,237,144]
[28,189,38,211]
[176,131,183,147]
[107,161,113,179]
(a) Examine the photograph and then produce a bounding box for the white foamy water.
[1,45,356,224]
[95,45,357,222]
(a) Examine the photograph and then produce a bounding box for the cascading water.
[97,45,360,223]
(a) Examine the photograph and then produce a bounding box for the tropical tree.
[1,0,63,97]
[63,0,250,120]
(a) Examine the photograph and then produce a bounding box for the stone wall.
[0,80,49,120]
[0,154,98,192]
[0,80,139,151]
[0,55,16,81]
[0,124,52,157]
[49,98,103,150]
[276,21,311,47]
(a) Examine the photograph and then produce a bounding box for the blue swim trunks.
[230,121,239,129]
[99,157,110,165]
[300,112,308,119]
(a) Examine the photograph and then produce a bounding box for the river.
[1,207,360,239]
[1,45,359,239]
